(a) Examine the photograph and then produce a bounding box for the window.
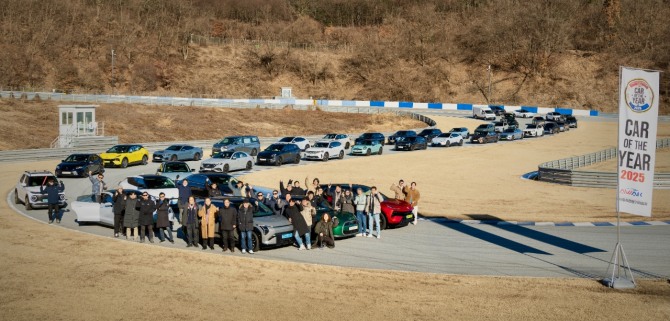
[251,137,259,142]
[103,194,114,204]
[243,137,251,144]
[184,146,192,150]
[61,112,73,125]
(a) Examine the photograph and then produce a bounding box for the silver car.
[212,136,260,156]
[200,151,254,173]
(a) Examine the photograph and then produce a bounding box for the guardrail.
[538,138,670,189]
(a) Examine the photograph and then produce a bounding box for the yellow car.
[100,144,149,168]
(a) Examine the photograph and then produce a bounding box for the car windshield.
[437,133,450,137]
[213,152,234,159]
[265,144,286,152]
[526,124,537,129]
[27,176,58,187]
[449,128,462,132]
[107,145,131,153]
[517,109,528,113]
[323,134,337,139]
[166,145,182,151]
[475,125,489,130]
[207,175,236,186]
[359,140,376,146]
[503,128,516,133]
[64,155,88,162]
[314,142,329,148]
[484,110,494,114]
[164,163,190,172]
[217,138,236,145]
[143,176,175,189]
[278,137,294,143]
[494,122,503,126]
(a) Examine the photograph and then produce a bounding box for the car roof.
[23,170,54,176]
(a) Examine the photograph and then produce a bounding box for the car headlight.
[30,194,38,202]
[75,166,84,169]
[55,165,60,170]
[259,225,270,234]
[59,194,65,200]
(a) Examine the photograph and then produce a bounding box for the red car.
[319,184,415,229]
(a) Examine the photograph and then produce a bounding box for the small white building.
[56,105,99,148]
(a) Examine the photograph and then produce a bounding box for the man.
[218,199,238,252]
[238,198,255,254]
[40,178,64,224]
[176,179,191,224]
[279,179,293,196]
[263,190,280,215]
[390,179,406,201]
[112,187,126,237]
[366,186,384,239]
[207,182,222,198]
[276,193,291,218]
[326,184,343,211]
[292,180,305,196]
[136,192,156,243]
[404,182,421,225]
[286,198,310,250]
[314,187,328,208]
[353,187,367,236]
[182,196,199,247]
[89,171,107,203]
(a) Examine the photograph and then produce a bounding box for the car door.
[128,146,140,163]
[99,193,115,225]
[72,195,104,224]
[182,146,193,160]
[231,152,244,170]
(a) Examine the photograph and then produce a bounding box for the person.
[89,171,107,203]
[181,196,199,247]
[325,184,343,211]
[198,197,218,250]
[306,191,317,208]
[292,180,305,195]
[177,179,191,224]
[304,176,320,194]
[353,187,368,237]
[286,198,310,250]
[404,182,421,225]
[262,190,280,215]
[207,182,222,198]
[231,181,253,197]
[315,213,335,249]
[136,192,156,243]
[123,192,140,241]
[366,186,384,239]
[155,193,174,243]
[219,199,238,252]
[40,178,64,224]
[276,193,291,218]
[340,187,355,214]
[279,179,294,196]
[112,187,126,237]
[237,198,255,254]
[390,179,406,201]
[300,199,316,230]
[314,187,329,208]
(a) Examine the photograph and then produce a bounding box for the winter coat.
[365,193,384,214]
[403,186,421,207]
[177,184,192,204]
[354,194,367,212]
[89,176,107,195]
[112,192,125,215]
[315,219,335,239]
[219,206,238,231]
[263,197,280,215]
[287,204,309,235]
[390,184,405,201]
[40,182,64,204]
[340,194,355,214]
[198,204,218,238]
[182,204,199,226]
[123,198,140,228]
[327,190,344,210]
[237,204,255,232]
[207,186,222,198]
[155,199,171,228]
[301,204,316,227]
[292,186,306,196]
[136,199,156,226]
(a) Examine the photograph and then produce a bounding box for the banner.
[617,67,660,217]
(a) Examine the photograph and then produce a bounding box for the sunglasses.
[142,194,148,197]
[273,192,278,195]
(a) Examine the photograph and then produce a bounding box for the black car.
[531,116,546,126]
[395,136,428,151]
[177,173,244,198]
[355,132,385,145]
[55,154,105,178]
[256,143,301,166]
[543,122,560,134]
[387,130,417,145]
[417,128,443,143]
[489,105,506,116]
[470,130,500,144]
[565,116,578,128]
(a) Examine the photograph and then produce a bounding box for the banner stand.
[602,212,635,289]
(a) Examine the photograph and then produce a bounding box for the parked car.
[256,143,301,166]
[565,115,578,128]
[531,116,546,126]
[276,136,311,151]
[417,128,442,143]
[14,171,66,210]
[72,189,174,227]
[156,161,195,181]
[545,112,565,122]
[387,130,417,145]
[448,127,470,139]
[501,113,519,128]
[523,124,545,137]
[212,135,260,156]
[554,120,569,132]
[470,129,500,144]
[55,154,104,178]
[176,173,242,198]
[431,132,464,147]
[100,144,149,168]
[499,127,524,141]
[355,132,385,145]
[543,122,560,134]
[351,139,384,156]
[305,141,345,161]
[492,121,507,133]
[152,145,203,162]
[473,106,496,120]
[513,109,536,118]
[119,175,179,204]
[489,105,506,116]
[321,133,351,149]
[200,151,254,173]
[396,136,428,151]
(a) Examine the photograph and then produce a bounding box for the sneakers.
[230,248,235,253]
[248,250,254,254]
[114,233,119,238]
[242,249,247,254]
[376,235,382,239]
[307,245,311,250]
[56,219,61,224]
[366,234,372,238]
[169,239,174,244]
[356,233,362,237]
[298,245,306,251]
[48,220,54,224]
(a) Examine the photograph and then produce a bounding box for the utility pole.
[111,49,116,93]
[487,65,492,104]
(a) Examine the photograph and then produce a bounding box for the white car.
[523,124,545,137]
[545,112,565,121]
[304,141,345,161]
[431,133,464,147]
[119,175,179,204]
[72,189,173,227]
[14,170,66,210]
[276,136,311,150]
[514,109,536,118]
[199,151,253,173]
[321,133,351,149]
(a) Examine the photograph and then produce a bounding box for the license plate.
[281,233,293,239]
[259,158,266,161]
[61,171,71,174]
[406,214,413,219]
[348,226,358,231]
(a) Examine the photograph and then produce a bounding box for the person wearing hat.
[286,198,310,250]
[123,192,140,240]
[112,187,126,237]
[237,198,255,254]
[198,197,218,250]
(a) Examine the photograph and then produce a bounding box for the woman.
[112,187,125,237]
[315,213,335,249]
[123,192,140,241]
[198,197,218,250]
[286,199,310,250]
[181,196,199,248]
[340,189,355,214]
[304,176,320,194]
[155,192,174,243]
[300,199,316,230]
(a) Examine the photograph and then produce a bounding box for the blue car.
[55,154,105,178]
[153,145,203,162]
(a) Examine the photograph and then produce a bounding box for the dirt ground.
[1,116,669,321]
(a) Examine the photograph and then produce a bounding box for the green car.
[351,139,384,156]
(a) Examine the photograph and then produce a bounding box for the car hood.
[382,198,413,212]
[257,151,281,157]
[100,152,127,159]
[201,158,229,165]
[154,150,165,155]
[432,137,448,141]
[352,145,373,149]
[57,161,87,168]
[255,214,291,227]
[306,148,328,152]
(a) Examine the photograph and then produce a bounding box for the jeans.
[294,231,311,247]
[368,213,381,237]
[240,230,253,251]
[356,210,367,234]
[158,227,173,241]
[412,206,419,224]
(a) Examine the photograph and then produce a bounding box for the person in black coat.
[264,190,281,215]
[40,178,64,224]
[155,193,174,243]
[112,187,126,237]
[181,196,199,247]
[286,199,310,250]
[136,192,156,243]
[237,198,255,254]
[218,199,238,252]
[207,182,222,198]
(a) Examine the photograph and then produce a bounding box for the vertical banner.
[617,67,659,217]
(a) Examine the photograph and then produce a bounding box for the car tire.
[446,141,450,147]
[323,152,329,162]
[366,149,371,156]
[250,148,258,156]
[410,145,415,151]
[459,140,464,146]
[193,153,201,161]
[246,161,252,170]
[304,144,310,151]
[345,142,350,149]
[252,232,260,252]
[380,214,388,230]
[294,155,300,164]
[511,136,515,141]
[141,155,148,165]
[121,158,128,168]
[478,138,484,144]
[276,157,283,166]
[170,155,177,161]
[379,147,383,155]
[25,196,32,211]
[338,150,344,159]
[14,190,20,204]
[223,164,229,173]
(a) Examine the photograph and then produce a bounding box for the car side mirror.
[62,159,66,162]
[232,157,236,160]
[190,169,195,172]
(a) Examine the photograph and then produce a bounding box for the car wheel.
[252,232,260,252]
[510,136,514,141]
[250,148,258,156]
[193,153,201,161]
[478,138,484,144]
[446,141,450,147]
[459,139,464,146]
[223,164,230,173]
[14,190,20,204]
[170,155,177,161]
[410,145,415,151]
[246,161,252,170]
[294,155,300,164]
[141,155,148,165]
[304,144,310,151]
[276,157,283,166]
[323,152,329,162]
[380,214,388,230]
[121,158,129,168]
[378,147,383,155]
[345,142,350,149]
[25,196,32,211]
[338,150,344,159]
[366,149,371,156]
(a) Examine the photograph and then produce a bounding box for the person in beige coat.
[390,179,406,201]
[198,197,218,250]
[300,199,316,228]
[403,182,421,225]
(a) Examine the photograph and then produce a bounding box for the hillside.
[0,0,668,113]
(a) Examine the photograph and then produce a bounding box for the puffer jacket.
[123,198,140,228]
[315,219,335,239]
[237,204,255,232]
[136,198,156,226]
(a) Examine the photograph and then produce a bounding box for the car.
[321,133,351,149]
[387,130,417,145]
[395,136,428,151]
[55,154,104,178]
[513,109,536,118]
[156,161,195,181]
[291,195,359,240]
[100,144,149,168]
[320,184,415,230]
[489,105,506,116]
[417,128,442,143]
[119,175,179,204]
[14,171,66,210]
[499,127,524,141]
[212,135,260,156]
[305,141,345,161]
[431,132,464,147]
[355,132,385,145]
[276,136,311,150]
[256,143,301,166]
[565,115,578,128]
[470,128,500,144]
[501,113,519,128]
[447,127,470,139]
[492,121,507,133]
[152,145,203,162]
[554,120,569,132]
[72,189,174,227]
[523,124,544,137]
[200,151,254,173]
[198,197,295,252]
[543,122,560,134]
[531,116,546,126]
[177,173,243,198]
[351,139,384,156]
[545,112,565,122]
